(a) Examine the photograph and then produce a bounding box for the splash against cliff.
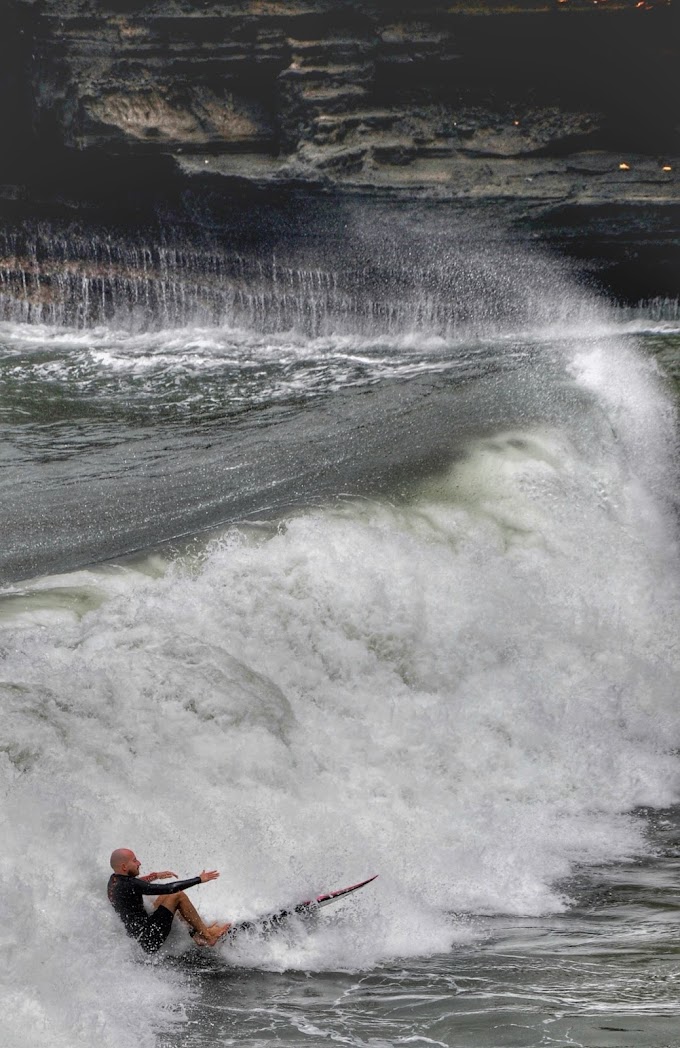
[1,1,679,300]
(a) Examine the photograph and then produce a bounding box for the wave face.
[1,216,680,1048]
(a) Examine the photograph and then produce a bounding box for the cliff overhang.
[1,0,678,301]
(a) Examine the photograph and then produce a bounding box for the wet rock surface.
[1,0,679,301]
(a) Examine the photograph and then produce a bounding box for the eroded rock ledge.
[1,1,679,300]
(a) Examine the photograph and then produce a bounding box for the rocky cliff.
[2,0,679,303]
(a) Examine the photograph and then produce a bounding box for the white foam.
[2,322,680,1042]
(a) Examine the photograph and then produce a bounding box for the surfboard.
[225,874,378,941]
[313,874,378,909]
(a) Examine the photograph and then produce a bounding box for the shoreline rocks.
[1,0,678,302]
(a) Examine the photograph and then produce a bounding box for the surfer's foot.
[193,922,231,947]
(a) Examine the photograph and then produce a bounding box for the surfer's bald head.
[110,848,138,873]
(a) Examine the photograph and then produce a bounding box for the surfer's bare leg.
[153,892,230,945]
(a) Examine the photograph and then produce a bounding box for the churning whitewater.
[1,229,680,1048]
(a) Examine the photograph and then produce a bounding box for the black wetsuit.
[107,873,201,953]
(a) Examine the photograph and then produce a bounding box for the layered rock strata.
[7,1,676,201]
[1,0,678,303]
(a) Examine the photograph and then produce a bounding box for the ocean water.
[1,226,680,1048]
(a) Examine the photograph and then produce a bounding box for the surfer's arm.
[139,870,178,882]
[134,875,202,895]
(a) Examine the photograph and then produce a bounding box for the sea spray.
[0,213,598,339]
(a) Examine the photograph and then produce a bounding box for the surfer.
[107,848,231,953]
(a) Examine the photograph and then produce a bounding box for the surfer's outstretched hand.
[199,869,220,882]
[140,870,178,882]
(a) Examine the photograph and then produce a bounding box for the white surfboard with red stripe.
[308,874,379,909]
[226,875,378,941]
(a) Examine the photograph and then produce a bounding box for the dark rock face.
[2,0,679,303]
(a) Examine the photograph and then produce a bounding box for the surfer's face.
[124,853,141,876]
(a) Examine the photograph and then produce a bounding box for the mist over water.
[1,211,680,1048]
[0,207,613,337]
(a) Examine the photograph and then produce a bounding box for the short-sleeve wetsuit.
[107,872,201,953]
